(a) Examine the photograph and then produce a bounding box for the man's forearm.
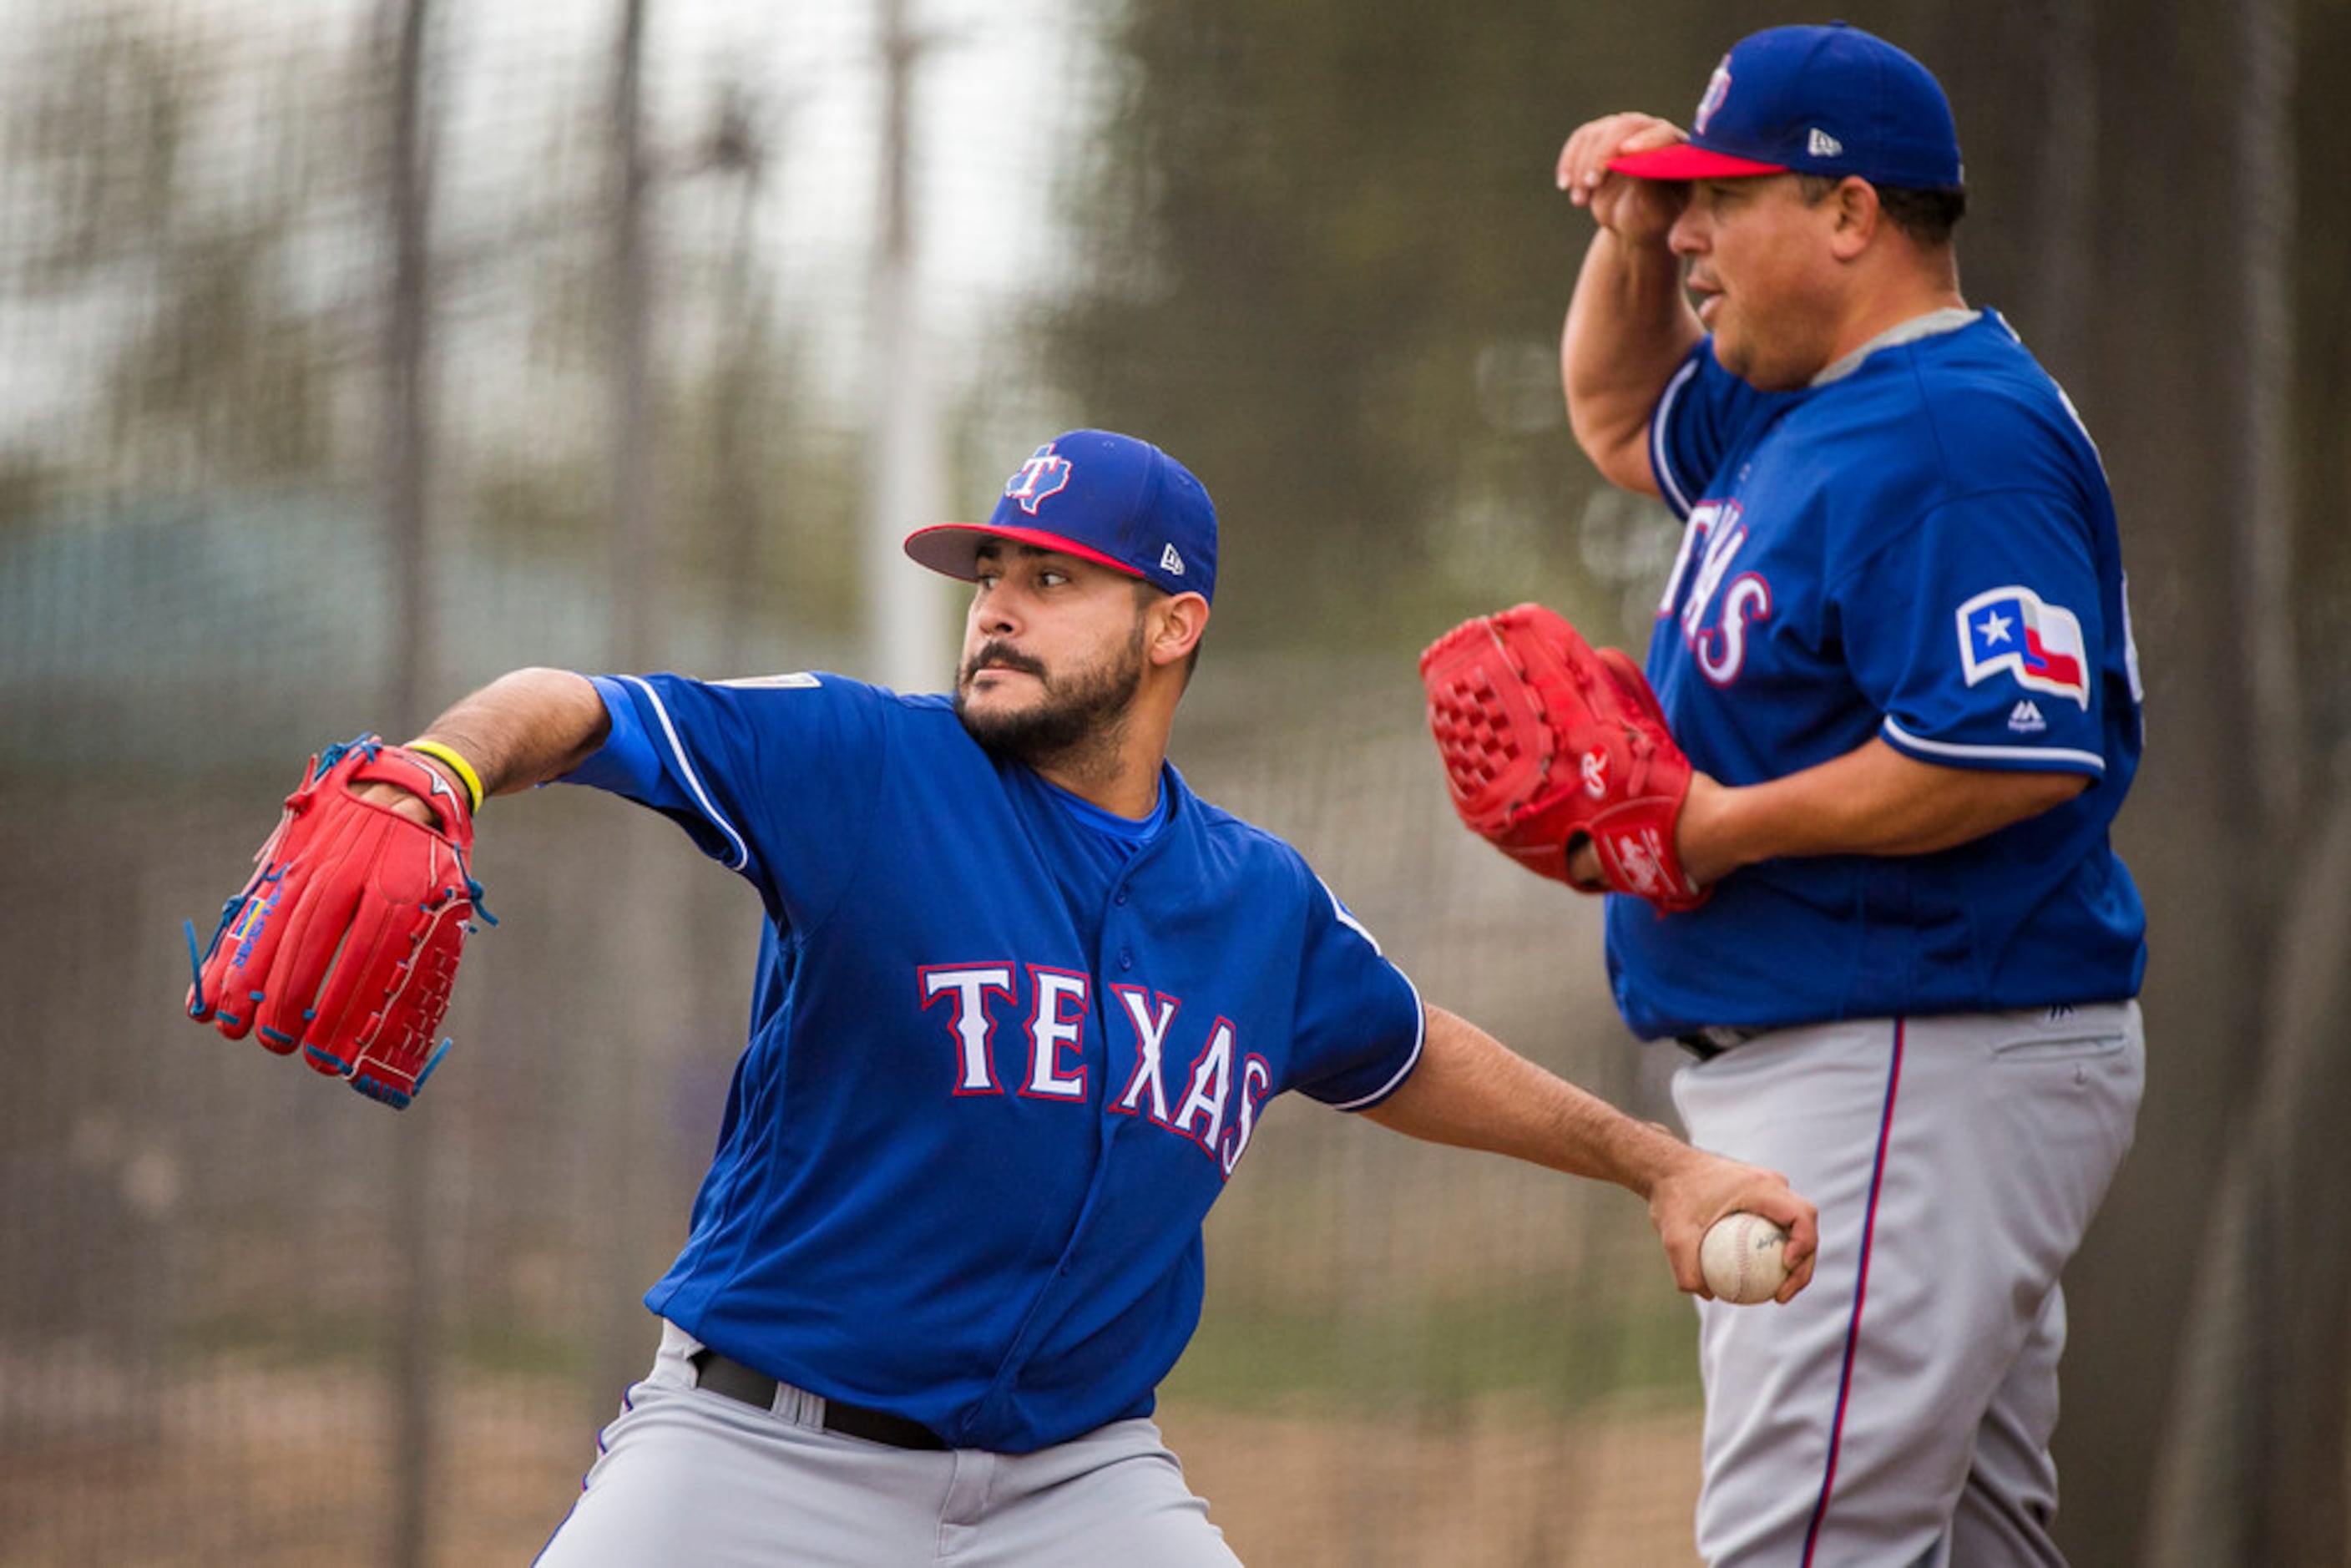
[1678,737,2091,883]
[1363,1005,1695,1198]
[1561,229,1701,488]
[412,668,612,798]
[1363,1006,1822,1300]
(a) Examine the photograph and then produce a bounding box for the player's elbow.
[1941,768,2094,847]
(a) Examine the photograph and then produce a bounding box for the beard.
[953,623,1149,771]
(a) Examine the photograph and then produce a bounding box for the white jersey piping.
[1880,716,2105,774]
[620,674,753,869]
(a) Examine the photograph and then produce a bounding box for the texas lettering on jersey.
[920,963,1272,1181]
[1658,498,1773,686]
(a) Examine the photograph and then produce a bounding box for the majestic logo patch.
[2007,699,2047,734]
[1694,57,1732,134]
[1959,586,2091,708]
[1159,543,1186,576]
[1806,128,1843,159]
[1004,444,1072,515]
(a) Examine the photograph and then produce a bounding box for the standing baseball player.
[190,429,1816,1564]
[1550,23,2146,1566]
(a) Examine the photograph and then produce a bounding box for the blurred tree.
[9,10,366,496]
[1043,0,1730,654]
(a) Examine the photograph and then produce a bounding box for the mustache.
[963,640,1048,684]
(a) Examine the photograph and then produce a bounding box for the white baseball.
[1700,1211,1791,1305]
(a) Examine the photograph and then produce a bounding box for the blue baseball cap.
[905,429,1219,604]
[1608,23,1963,190]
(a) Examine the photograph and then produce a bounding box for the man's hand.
[1558,114,1703,493]
[1643,1141,1819,1305]
[1556,113,1691,245]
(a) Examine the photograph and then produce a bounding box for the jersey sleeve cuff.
[1880,716,2106,776]
[1324,979,1428,1113]
[1646,351,1706,520]
[558,675,664,795]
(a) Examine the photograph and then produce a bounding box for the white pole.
[865,0,950,695]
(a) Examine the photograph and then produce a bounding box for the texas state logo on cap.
[904,429,1220,604]
[1609,22,1963,191]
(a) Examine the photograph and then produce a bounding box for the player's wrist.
[1613,1117,1700,1202]
[406,737,487,814]
[1675,774,1747,887]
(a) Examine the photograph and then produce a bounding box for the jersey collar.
[1811,306,1982,387]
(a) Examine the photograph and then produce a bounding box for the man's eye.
[1039,570,1069,587]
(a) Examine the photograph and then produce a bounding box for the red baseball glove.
[1421,603,1708,913]
[185,736,492,1108]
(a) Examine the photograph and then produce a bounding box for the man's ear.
[1150,592,1210,668]
[1828,176,1881,260]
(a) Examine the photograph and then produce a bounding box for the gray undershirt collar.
[1811,306,1981,387]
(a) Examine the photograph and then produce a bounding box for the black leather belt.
[690,1348,949,1451]
[1675,1025,1762,1062]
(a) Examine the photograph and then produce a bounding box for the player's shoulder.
[698,670,958,725]
[648,670,973,770]
[1165,773,1319,887]
[705,670,944,706]
[1896,313,2086,437]
[1828,312,2100,489]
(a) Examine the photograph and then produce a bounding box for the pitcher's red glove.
[1421,604,1708,913]
[185,736,491,1107]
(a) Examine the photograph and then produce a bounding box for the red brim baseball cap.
[1607,23,1963,190]
[905,430,1218,604]
[1606,143,1787,180]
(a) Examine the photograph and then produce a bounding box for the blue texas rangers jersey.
[1610,310,2146,1039]
[561,671,1425,1453]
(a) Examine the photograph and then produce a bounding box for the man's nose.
[976,589,1019,635]
[1669,206,1704,256]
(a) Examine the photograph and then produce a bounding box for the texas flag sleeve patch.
[1956,586,2091,708]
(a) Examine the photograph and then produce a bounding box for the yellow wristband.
[407,740,485,815]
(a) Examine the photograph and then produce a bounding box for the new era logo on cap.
[1607,23,1963,190]
[902,430,1220,604]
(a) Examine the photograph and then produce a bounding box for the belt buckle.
[1676,1025,1757,1061]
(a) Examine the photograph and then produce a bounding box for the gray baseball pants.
[1672,1003,2144,1568]
[533,1321,1241,1566]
